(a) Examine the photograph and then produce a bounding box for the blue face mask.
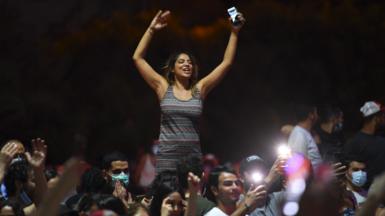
[351,170,367,187]
[111,172,130,187]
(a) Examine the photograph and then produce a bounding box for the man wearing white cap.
[344,101,385,187]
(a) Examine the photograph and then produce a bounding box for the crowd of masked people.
[0,100,385,216]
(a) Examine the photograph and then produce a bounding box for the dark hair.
[294,104,317,122]
[76,167,112,194]
[344,154,366,165]
[95,194,127,215]
[102,151,128,170]
[148,170,184,216]
[318,105,340,124]
[3,155,29,197]
[205,165,237,203]
[76,193,127,214]
[162,51,199,91]
[176,155,203,190]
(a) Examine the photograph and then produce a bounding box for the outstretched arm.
[132,10,170,98]
[197,13,245,99]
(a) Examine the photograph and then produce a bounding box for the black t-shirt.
[314,126,344,162]
[344,132,385,185]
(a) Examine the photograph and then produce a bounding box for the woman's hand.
[149,10,171,32]
[230,13,246,33]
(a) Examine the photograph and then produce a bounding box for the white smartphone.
[227,6,241,26]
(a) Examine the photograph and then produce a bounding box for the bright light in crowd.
[277,144,291,158]
[251,172,263,183]
[283,201,299,216]
[288,178,306,195]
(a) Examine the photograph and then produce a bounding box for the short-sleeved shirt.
[288,126,322,171]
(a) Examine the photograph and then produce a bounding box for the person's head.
[176,155,203,191]
[239,155,267,191]
[318,106,344,133]
[361,101,385,130]
[77,194,126,215]
[3,154,30,197]
[149,171,184,216]
[126,202,150,216]
[207,165,242,206]
[345,156,367,188]
[202,154,220,183]
[102,152,129,187]
[77,167,111,195]
[94,194,127,215]
[294,104,318,126]
[163,52,199,89]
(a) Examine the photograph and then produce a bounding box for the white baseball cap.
[360,101,384,117]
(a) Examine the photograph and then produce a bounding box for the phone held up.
[227,6,242,26]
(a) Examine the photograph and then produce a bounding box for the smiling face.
[212,172,242,205]
[163,52,198,88]
[173,53,193,80]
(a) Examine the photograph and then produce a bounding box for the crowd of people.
[1,100,385,216]
[1,9,385,216]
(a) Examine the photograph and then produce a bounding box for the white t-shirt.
[204,207,229,216]
[288,125,322,171]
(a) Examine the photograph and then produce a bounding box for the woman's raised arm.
[197,13,245,99]
[132,10,170,98]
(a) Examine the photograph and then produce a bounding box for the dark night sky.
[1,0,385,165]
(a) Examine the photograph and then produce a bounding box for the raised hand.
[25,138,47,169]
[332,162,347,179]
[0,141,20,165]
[113,181,133,207]
[244,184,267,210]
[187,172,201,195]
[149,10,171,32]
[230,13,246,33]
[161,197,173,216]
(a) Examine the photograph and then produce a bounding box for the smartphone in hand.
[227,6,241,26]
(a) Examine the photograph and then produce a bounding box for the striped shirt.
[156,85,203,173]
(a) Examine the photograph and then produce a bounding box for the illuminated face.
[173,53,193,80]
[164,191,185,216]
[214,172,242,205]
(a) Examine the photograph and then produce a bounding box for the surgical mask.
[351,170,367,187]
[111,172,130,187]
[333,122,343,133]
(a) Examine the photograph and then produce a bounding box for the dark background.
[1,0,384,165]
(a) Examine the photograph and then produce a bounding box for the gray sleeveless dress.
[156,85,203,173]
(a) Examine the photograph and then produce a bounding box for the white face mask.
[351,170,367,187]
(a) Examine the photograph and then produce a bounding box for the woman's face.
[165,191,185,216]
[173,53,193,80]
